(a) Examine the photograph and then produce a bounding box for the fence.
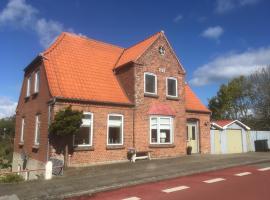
[248,131,270,152]
[0,162,63,181]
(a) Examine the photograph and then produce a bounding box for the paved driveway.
[0,152,270,200]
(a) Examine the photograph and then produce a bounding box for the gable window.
[26,75,31,97]
[20,118,25,143]
[107,114,123,145]
[144,72,157,95]
[34,115,40,145]
[150,116,173,144]
[74,112,93,147]
[166,77,178,97]
[34,70,40,93]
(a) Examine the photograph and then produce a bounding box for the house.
[12,31,211,171]
[210,120,250,154]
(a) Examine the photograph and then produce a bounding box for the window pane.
[145,74,156,93]
[151,117,157,124]
[35,71,40,93]
[160,118,170,124]
[151,129,157,143]
[167,78,177,96]
[108,127,121,144]
[35,115,40,145]
[160,129,171,143]
[75,126,90,145]
[82,114,92,126]
[192,126,196,140]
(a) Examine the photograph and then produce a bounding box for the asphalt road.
[69,162,270,200]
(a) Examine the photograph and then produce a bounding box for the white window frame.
[149,116,174,145]
[144,72,157,95]
[73,112,94,147]
[107,114,124,146]
[26,75,31,97]
[34,70,40,93]
[166,77,178,98]
[34,115,40,145]
[20,118,25,143]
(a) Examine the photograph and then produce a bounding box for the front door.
[187,122,199,153]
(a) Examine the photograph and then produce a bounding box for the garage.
[210,120,250,154]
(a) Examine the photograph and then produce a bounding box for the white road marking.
[203,178,225,183]
[162,186,190,193]
[258,167,270,171]
[122,197,141,200]
[235,172,252,176]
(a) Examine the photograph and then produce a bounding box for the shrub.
[0,173,24,183]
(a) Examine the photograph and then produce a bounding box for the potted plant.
[127,148,136,161]
[186,146,192,155]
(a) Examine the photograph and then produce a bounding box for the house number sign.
[159,68,166,73]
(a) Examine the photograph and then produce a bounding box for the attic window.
[159,46,165,56]
[144,72,157,95]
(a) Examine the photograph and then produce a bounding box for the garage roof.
[211,120,250,130]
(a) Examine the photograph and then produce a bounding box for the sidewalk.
[1,152,270,200]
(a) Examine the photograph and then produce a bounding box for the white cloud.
[0,97,17,119]
[0,0,70,47]
[190,47,270,86]
[201,26,224,40]
[215,0,260,14]
[173,14,183,23]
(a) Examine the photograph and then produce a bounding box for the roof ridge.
[64,32,124,50]
[114,31,162,68]
[43,32,67,55]
[125,31,161,50]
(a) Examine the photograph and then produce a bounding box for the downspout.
[46,97,56,161]
[132,108,135,148]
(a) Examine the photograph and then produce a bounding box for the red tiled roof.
[115,32,161,68]
[42,32,162,104]
[212,120,234,127]
[148,103,176,116]
[185,84,211,113]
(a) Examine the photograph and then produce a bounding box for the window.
[34,70,40,93]
[150,116,173,144]
[107,114,123,145]
[166,77,178,97]
[144,72,157,95]
[74,112,93,147]
[34,115,40,145]
[20,118,25,143]
[26,75,31,97]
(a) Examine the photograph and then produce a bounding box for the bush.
[0,173,24,183]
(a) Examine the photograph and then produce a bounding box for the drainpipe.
[132,108,135,148]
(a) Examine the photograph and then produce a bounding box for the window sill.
[32,144,39,149]
[74,146,94,151]
[24,96,30,101]
[32,92,39,97]
[149,144,175,148]
[166,96,179,101]
[18,142,24,147]
[106,145,125,150]
[144,93,158,98]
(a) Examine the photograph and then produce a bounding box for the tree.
[49,106,83,167]
[208,76,252,121]
[248,66,270,130]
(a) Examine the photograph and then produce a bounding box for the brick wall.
[13,60,52,165]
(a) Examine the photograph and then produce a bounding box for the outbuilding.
[210,120,250,154]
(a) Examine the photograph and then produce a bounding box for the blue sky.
[0,0,270,118]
